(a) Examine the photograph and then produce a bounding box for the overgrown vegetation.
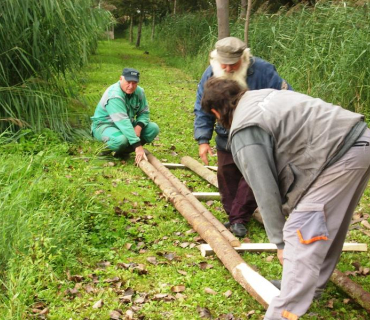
[1,2,370,319]
[0,0,112,136]
[140,2,370,116]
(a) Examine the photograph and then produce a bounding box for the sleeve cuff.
[197,139,210,145]
[276,242,285,250]
[131,142,141,149]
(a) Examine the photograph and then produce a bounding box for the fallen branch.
[146,151,240,247]
[181,156,219,188]
[139,158,279,308]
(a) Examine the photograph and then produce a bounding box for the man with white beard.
[194,37,292,238]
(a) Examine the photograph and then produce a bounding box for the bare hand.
[277,249,284,265]
[199,143,214,165]
[134,125,142,137]
[135,146,147,165]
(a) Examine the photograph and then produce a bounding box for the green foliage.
[139,2,370,117]
[0,0,112,136]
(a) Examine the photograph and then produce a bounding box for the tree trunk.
[181,156,218,188]
[151,10,155,41]
[135,8,143,47]
[330,269,370,313]
[215,0,230,39]
[129,15,134,43]
[244,0,252,46]
[240,0,247,19]
[138,158,280,308]
[173,0,177,15]
[146,152,240,247]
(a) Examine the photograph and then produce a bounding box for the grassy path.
[1,39,370,319]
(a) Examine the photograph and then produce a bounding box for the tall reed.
[140,2,370,116]
[0,0,112,136]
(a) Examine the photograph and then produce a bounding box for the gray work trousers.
[265,128,370,320]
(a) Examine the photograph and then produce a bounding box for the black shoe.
[113,151,131,160]
[223,221,231,229]
[270,280,324,300]
[230,223,247,238]
[98,150,113,157]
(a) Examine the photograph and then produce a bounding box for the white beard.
[210,49,251,89]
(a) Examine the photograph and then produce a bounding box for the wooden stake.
[181,156,219,188]
[139,158,279,308]
[146,152,240,247]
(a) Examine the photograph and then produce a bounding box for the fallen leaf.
[197,306,212,318]
[361,220,370,229]
[204,287,217,295]
[92,299,103,309]
[163,252,175,261]
[177,270,187,275]
[199,262,213,270]
[180,242,189,248]
[104,277,120,283]
[171,285,186,293]
[327,298,335,308]
[343,298,350,304]
[153,293,168,300]
[125,309,134,319]
[146,257,157,265]
[97,261,111,268]
[224,290,232,298]
[175,292,187,300]
[110,310,123,319]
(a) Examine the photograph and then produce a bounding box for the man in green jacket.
[91,68,159,164]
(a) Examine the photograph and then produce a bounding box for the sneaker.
[230,223,247,238]
[270,280,324,300]
[223,221,231,229]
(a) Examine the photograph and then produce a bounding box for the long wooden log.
[330,269,370,312]
[199,242,368,257]
[181,156,219,188]
[139,159,279,308]
[146,152,240,247]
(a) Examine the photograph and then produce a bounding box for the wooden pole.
[330,269,370,312]
[181,156,219,188]
[138,158,279,308]
[146,152,240,247]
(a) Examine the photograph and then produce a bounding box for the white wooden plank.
[192,192,221,200]
[199,242,367,257]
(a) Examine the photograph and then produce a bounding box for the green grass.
[1,29,370,320]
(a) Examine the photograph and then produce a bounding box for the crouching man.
[91,68,159,164]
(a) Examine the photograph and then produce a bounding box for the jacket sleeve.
[135,88,150,128]
[231,126,286,249]
[105,98,141,146]
[248,57,293,91]
[193,66,216,144]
